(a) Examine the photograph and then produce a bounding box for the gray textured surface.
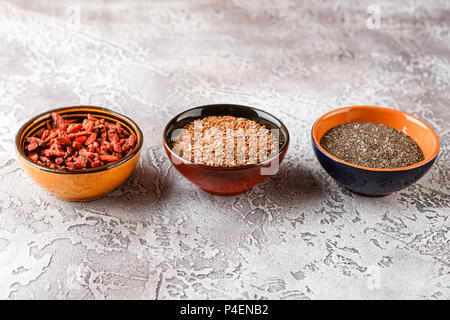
[0,0,449,300]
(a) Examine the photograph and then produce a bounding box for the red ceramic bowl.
[163,104,290,195]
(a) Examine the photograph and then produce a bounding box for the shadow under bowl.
[163,104,290,196]
[15,106,143,201]
[311,105,440,197]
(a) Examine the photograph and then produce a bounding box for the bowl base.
[52,193,108,202]
[347,189,392,198]
[200,188,247,196]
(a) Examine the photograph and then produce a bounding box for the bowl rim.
[15,105,144,175]
[311,105,440,172]
[163,103,290,170]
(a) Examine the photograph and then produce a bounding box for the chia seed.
[319,122,425,169]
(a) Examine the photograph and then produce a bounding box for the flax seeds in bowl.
[163,104,290,195]
[171,115,278,167]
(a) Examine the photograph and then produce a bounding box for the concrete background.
[0,0,448,299]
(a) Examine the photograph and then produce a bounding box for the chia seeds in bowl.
[312,106,439,197]
[319,122,424,169]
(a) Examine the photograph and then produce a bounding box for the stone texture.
[0,0,448,300]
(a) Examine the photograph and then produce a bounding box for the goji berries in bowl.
[163,104,290,195]
[15,106,143,201]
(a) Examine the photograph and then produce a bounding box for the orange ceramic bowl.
[15,106,143,201]
[312,106,440,196]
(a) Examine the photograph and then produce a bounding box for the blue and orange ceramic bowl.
[15,106,143,201]
[163,104,290,196]
[312,106,440,197]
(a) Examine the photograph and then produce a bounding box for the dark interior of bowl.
[16,106,143,172]
[164,104,290,153]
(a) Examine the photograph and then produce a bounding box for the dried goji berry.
[51,112,65,129]
[99,154,119,162]
[67,123,82,133]
[111,142,122,153]
[74,156,88,168]
[79,149,96,158]
[55,136,71,146]
[85,132,97,145]
[29,153,39,163]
